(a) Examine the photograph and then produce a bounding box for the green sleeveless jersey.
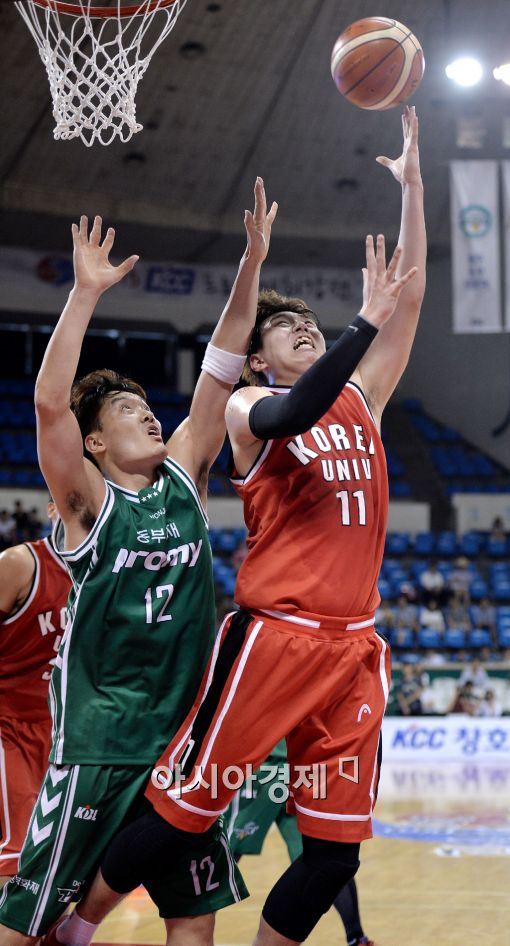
[51,457,215,765]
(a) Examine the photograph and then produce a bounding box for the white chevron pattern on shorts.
[49,765,69,788]
[31,815,53,846]
[40,787,62,818]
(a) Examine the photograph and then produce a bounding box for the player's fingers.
[386,244,403,281]
[254,176,266,227]
[79,215,88,242]
[101,227,115,255]
[267,201,278,224]
[365,234,376,277]
[116,254,139,278]
[71,222,79,242]
[90,215,102,246]
[375,233,387,272]
[393,265,417,292]
[375,155,392,168]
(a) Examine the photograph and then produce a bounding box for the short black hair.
[243,289,321,386]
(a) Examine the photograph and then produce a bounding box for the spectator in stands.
[477,688,502,717]
[0,509,15,550]
[26,506,43,541]
[394,593,419,632]
[489,516,506,542]
[375,598,395,632]
[423,647,447,666]
[459,657,490,695]
[12,499,29,542]
[419,597,446,633]
[447,680,479,715]
[472,596,496,633]
[447,556,471,604]
[419,559,445,604]
[479,645,497,664]
[397,664,424,715]
[445,591,472,631]
[232,540,248,572]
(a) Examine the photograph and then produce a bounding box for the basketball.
[331,17,424,110]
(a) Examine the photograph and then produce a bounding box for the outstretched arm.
[35,216,138,542]
[167,178,277,495]
[355,106,426,420]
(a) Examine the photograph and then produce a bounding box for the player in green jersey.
[0,180,277,946]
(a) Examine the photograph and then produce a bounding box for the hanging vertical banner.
[450,161,502,333]
[502,162,510,330]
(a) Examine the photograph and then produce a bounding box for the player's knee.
[262,838,360,942]
[164,913,215,946]
[301,835,360,898]
[101,808,188,894]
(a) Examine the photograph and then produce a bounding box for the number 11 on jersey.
[336,489,366,526]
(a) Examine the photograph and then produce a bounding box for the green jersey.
[51,457,215,765]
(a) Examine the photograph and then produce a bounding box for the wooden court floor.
[93,763,510,946]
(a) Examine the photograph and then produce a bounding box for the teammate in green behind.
[0,180,277,946]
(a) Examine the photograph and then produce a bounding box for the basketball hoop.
[14,0,190,146]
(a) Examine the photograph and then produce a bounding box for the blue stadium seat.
[470,579,488,601]
[459,532,483,556]
[468,629,492,649]
[436,531,457,556]
[443,628,466,649]
[385,532,410,555]
[417,628,443,649]
[413,532,435,556]
[487,538,507,557]
[497,627,510,648]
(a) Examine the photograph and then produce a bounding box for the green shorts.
[145,818,248,918]
[226,758,302,862]
[0,762,246,935]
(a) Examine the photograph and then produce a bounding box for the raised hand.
[375,105,422,187]
[360,234,417,328]
[243,177,278,264]
[72,215,139,295]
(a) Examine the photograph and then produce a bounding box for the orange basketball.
[331,17,424,110]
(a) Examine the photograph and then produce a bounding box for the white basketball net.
[15,0,189,146]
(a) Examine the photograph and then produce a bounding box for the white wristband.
[201,343,247,385]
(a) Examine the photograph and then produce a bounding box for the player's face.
[252,311,326,383]
[88,393,167,469]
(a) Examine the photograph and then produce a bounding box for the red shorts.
[147,609,390,843]
[0,716,52,875]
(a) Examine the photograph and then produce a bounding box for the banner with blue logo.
[450,161,502,333]
[382,716,510,761]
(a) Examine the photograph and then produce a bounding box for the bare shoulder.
[0,542,35,578]
[0,543,35,614]
[226,385,272,417]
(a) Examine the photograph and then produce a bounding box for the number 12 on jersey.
[336,490,366,526]
[145,584,174,623]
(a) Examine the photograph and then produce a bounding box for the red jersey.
[0,537,71,721]
[232,382,388,624]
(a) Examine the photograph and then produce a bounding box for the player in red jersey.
[0,502,70,883]
[60,108,424,946]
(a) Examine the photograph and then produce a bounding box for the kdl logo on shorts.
[74,804,99,821]
[392,725,446,750]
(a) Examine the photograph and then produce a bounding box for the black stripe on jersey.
[177,610,253,777]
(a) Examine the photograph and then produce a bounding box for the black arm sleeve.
[248,315,378,440]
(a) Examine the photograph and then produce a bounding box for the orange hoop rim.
[28,0,179,18]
